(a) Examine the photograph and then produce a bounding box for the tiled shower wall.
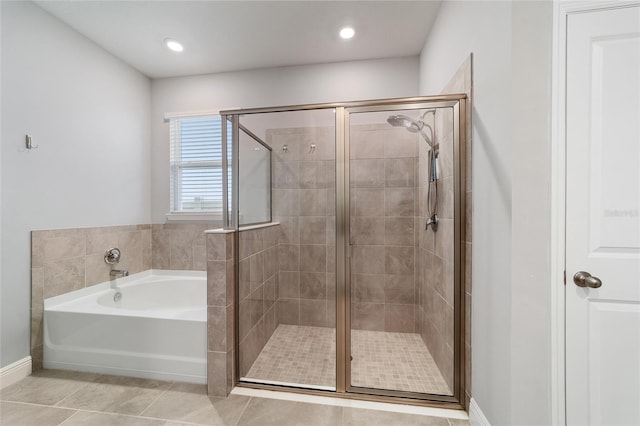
[237,225,279,377]
[349,125,418,332]
[268,127,337,329]
[30,222,217,370]
[416,108,455,392]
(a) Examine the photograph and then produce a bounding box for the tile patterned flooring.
[0,369,469,426]
[243,325,451,395]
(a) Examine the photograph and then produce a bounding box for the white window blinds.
[169,115,225,213]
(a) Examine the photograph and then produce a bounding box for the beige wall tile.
[384,188,415,217]
[299,299,326,327]
[44,234,85,263]
[278,271,300,298]
[208,306,227,352]
[351,302,385,331]
[43,257,85,299]
[299,189,327,216]
[352,273,385,303]
[299,245,326,273]
[299,272,326,299]
[207,234,228,261]
[350,159,385,188]
[384,304,414,333]
[351,188,384,217]
[207,261,227,307]
[151,227,170,269]
[385,246,415,275]
[277,298,299,325]
[384,158,416,188]
[272,189,300,216]
[207,351,228,397]
[31,233,45,268]
[351,129,385,159]
[384,217,414,246]
[384,275,414,304]
[85,253,111,287]
[278,244,299,272]
[299,217,326,245]
[384,128,418,158]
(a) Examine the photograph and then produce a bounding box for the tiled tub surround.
[31,223,217,371]
[268,127,337,329]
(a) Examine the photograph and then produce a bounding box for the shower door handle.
[573,271,602,288]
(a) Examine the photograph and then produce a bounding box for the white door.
[566,4,640,426]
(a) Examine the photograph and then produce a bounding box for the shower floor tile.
[244,325,336,389]
[243,324,451,395]
[351,329,451,395]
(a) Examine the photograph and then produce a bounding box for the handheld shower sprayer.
[386,108,440,232]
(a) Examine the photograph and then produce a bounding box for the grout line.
[233,395,253,426]
[57,409,81,426]
[53,378,93,408]
[137,380,174,417]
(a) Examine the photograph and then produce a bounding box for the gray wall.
[419,1,553,424]
[0,1,151,368]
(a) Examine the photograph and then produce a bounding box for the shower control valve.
[426,214,439,232]
[104,247,121,265]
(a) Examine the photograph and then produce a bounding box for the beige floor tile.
[342,407,450,426]
[236,398,342,426]
[141,382,250,425]
[56,375,172,416]
[62,410,166,426]
[0,401,76,426]
[0,370,97,406]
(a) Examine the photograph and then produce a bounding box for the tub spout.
[110,269,128,288]
[110,269,129,278]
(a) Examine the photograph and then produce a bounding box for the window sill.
[165,212,223,223]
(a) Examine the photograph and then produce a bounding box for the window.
[168,115,229,217]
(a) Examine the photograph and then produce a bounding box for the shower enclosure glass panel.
[346,106,455,397]
[235,109,337,391]
[238,126,271,226]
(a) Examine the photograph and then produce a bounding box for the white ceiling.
[35,1,442,79]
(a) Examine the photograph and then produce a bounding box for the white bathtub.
[43,270,207,383]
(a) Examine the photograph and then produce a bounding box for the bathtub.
[43,270,207,383]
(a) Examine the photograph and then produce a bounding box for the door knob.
[573,271,602,288]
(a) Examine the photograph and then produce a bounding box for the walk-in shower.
[220,95,467,409]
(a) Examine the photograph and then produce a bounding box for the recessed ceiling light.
[339,27,355,40]
[164,38,184,52]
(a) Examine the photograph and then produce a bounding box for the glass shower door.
[235,109,337,391]
[345,105,458,397]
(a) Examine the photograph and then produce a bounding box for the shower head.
[386,112,436,149]
[386,115,423,133]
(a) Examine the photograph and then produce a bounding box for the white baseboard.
[469,397,491,426]
[0,356,32,389]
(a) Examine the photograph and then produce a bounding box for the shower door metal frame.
[220,94,467,410]
[342,99,466,406]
